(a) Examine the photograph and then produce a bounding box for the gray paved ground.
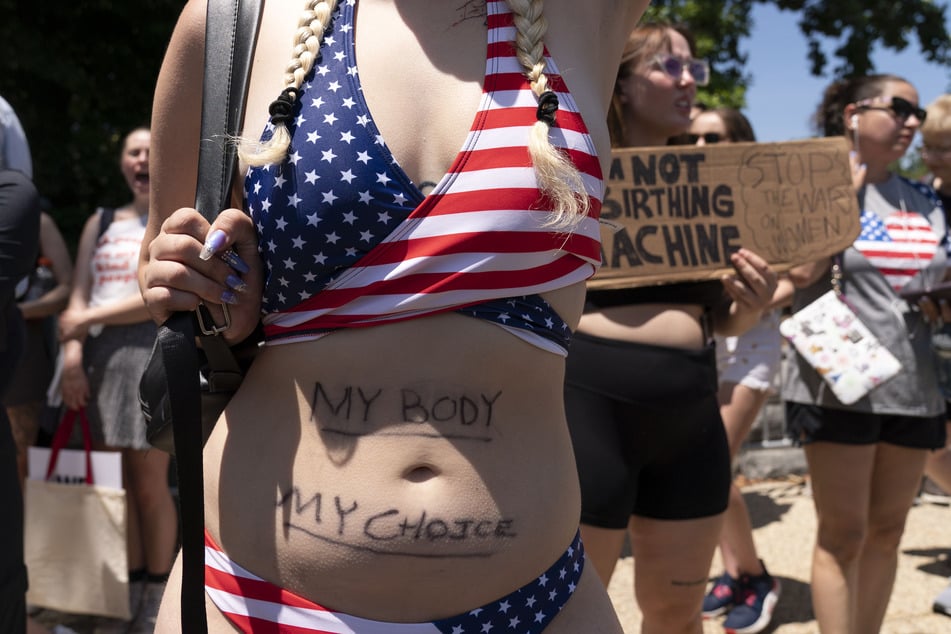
[607,475,951,634]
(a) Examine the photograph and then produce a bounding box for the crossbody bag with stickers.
[780,257,902,405]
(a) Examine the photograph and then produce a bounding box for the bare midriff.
[201,307,582,622]
[578,303,708,349]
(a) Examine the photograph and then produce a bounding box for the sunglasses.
[852,96,927,124]
[686,132,721,144]
[652,54,710,86]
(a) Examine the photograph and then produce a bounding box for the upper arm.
[143,0,207,265]
[596,0,649,96]
[39,212,73,286]
[68,213,103,309]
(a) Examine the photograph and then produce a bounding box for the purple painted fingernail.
[219,249,250,274]
[200,229,228,261]
[225,274,247,293]
[220,289,238,305]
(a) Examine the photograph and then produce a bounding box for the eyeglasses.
[852,96,927,124]
[686,132,721,144]
[652,54,710,86]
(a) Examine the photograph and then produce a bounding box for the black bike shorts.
[565,332,731,526]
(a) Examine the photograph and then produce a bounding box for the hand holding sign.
[591,137,860,290]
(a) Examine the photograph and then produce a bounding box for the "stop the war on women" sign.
[589,137,860,289]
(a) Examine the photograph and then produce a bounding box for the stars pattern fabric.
[432,531,584,634]
[245,0,419,317]
[854,207,940,291]
[204,529,584,634]
[242,0,603,353]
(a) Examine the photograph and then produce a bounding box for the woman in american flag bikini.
[784,74,948,634]
[140,0,647,631]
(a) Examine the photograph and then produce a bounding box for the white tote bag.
[24,408,131,620]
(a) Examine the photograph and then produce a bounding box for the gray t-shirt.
[783,174,948,416]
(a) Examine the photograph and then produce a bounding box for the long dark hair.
[813,74,906,137]
[714,107,756,142]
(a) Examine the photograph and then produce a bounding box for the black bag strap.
[195,0,261,223]
[96,206,115,240]
[160,0,263,630]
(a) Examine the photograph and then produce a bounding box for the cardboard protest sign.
[590,137,860,289]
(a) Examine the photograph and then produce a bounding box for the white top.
[88,215,146,309]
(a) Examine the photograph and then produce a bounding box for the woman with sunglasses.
[564,24,778,634]
[685,108,791,634]
[783,75,947,633]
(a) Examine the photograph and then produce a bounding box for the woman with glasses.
[685,108,790,634]
[920,93,951,618]
[783,75,947,633]
[564,24,778,634]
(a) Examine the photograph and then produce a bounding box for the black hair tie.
[536,90,559,126]
[268,87,301,127]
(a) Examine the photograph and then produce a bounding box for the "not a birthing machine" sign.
[589,137,860,289]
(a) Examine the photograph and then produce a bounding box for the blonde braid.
[238,0,339,166]
[506,0,589,229]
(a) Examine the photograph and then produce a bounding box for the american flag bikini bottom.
[205,530,585,633]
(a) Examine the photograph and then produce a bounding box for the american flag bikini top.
[244,0,603,355]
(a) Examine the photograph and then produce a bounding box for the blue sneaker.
[702,571,740,618]
[723,565,781,634]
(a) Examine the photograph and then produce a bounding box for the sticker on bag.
[780,289,902,405]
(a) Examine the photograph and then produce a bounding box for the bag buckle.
[196,302,231,335]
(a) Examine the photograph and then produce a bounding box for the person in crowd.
[783,74,947,634]
[920,92,951,618]
[139,1,648,632]
[0,169,41,634]
[0,93,64,634]
[4,204,72,489]
[686,107,790,634]
[59,127,175,633]
[564,23,778,634]
[0,95,32,178]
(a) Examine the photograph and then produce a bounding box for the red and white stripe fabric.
[204,532,443,634]
[854,209,941,290]
[262,0,603,342]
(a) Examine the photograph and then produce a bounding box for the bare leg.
[630,514,723,634]
[717,381,770,578]
[855,443,926,633]
[579,523,628,587]
[125,449,177,576]
[805,441,875,634]
[924,422,951,493]
[5,401,42,489]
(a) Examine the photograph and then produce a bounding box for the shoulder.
[0,95,13,121]
[899,175,942,210]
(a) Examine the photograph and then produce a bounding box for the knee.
[816,521,866,564]
[637,595,701,634]
[127,471,172,512]
[865,515,909,553]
